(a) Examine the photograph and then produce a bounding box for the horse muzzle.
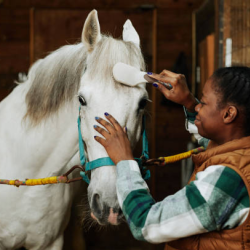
[90,193,123,225]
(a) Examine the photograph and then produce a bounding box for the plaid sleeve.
[116,161,249,243]
[193,165,249,230]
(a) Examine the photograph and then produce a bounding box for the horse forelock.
[25,35,145,125]
[86,36,145,84]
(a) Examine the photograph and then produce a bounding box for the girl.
[93,67,250,250]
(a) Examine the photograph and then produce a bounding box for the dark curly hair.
[211,66,250,135]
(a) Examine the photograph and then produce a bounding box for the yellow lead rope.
[158,146,205,165]
[0,165,83,187]
[0,176,68,187]
[0,148,205,187]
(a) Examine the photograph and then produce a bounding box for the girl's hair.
[211,66,250,135]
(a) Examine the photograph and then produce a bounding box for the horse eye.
[138,99,147,110]
[78,96,86,106]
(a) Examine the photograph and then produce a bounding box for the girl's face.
[194,78,226,143]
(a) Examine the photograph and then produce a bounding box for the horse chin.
[90,207,123,226]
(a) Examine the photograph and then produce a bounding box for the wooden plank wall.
[0,8,30,99]
[0,1,204,250]
[223,0,250,67]
[193,0,216,99]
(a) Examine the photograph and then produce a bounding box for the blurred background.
[0,0,249,249]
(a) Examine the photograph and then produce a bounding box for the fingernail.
[125,127,127,132]
[153,83,158,88]
[104,112,109,116]
[95,116,99,120]
[93,125,97,128]
[147,72,153,75]
[94,136,97,139]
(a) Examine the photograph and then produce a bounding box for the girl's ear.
[223,105,238,124]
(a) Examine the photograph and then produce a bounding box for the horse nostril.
[92,193,102,216]
[113,207,123,219]
[118,208,123,218]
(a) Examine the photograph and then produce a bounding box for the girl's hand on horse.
[149,70,197,112]
[94,113,134,165]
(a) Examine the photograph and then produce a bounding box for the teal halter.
[77,107,150,184]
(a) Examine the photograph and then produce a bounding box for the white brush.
[113,62,172,89]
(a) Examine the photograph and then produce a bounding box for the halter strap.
[77,109,86,166]
[141,115,149,160]
[78,106,150,184]
[85,157,115,171]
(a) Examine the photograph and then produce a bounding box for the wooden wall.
[0,1,204,250]
[223,0,250,67]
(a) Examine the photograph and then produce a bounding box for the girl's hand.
[94,113,134,165]
[149,70,197,112]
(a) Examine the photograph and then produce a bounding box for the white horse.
[0,10,148,250]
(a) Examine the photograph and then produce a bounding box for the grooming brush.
[113,62,172,89]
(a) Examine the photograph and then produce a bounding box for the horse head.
[78,10,148,225]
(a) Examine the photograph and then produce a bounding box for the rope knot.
[14,179,21,187]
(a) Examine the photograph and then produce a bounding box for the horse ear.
[122,20,140,48]
[82,9,102,52]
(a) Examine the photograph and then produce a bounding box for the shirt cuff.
[117,160,141,176]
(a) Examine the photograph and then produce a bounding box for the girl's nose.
[195,103,201,112]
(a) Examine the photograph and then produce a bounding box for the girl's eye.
[200,99,205,105]
[78,96,86,106]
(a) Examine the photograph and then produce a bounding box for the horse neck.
[0,86,80,178]
[31,103,80,175]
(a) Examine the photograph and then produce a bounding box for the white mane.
[24,43,87,124]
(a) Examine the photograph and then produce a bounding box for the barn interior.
[0,0,249,249]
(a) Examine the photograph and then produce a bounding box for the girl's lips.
[195,115,200,121]
[194,116,201,125]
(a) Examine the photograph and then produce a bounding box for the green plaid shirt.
[116,161,249,243]
[116,110,249,243]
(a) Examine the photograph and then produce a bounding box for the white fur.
[0,10,147,249]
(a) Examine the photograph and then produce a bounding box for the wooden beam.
[150,7,157,199]
[192,11,196,95]
[1,0,204,10]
